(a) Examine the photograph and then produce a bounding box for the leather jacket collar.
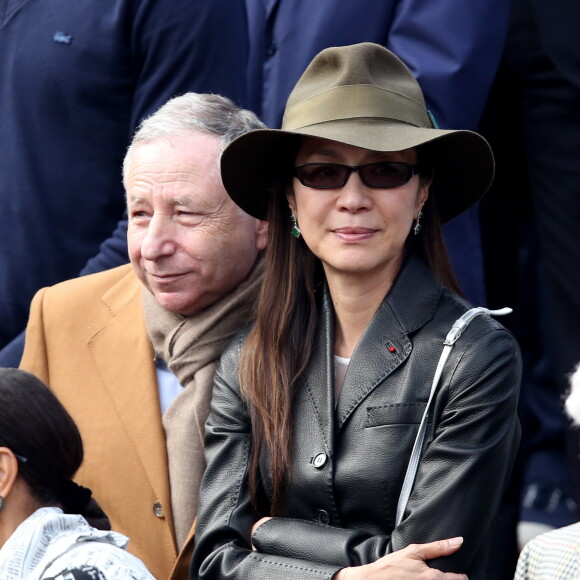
[308,254,444,431]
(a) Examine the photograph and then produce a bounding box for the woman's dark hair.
[413,144,462,296]
[240,141,461,513]
[0,368,84,509]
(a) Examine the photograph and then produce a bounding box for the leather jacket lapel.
[335,255,442,429]
[335,299,411,429]
[301,288,336,454]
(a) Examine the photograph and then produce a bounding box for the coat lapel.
[301,288,336,454]
[335,300,411,429]
[263,0,281,19]
[335,255,442,429]
[86,272,174,536]
[1,0,32,28]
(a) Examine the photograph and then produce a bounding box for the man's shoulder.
[32,265,141,322]
[41,265,137,303]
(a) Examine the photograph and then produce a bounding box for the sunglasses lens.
[360,163,412,188]
[297,164,347,188]
[295,163,415,189]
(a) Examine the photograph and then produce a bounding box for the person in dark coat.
[0,0,249,365]
[479,0,580,559]
[190,43,521,580]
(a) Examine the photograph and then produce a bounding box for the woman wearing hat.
[0,368,155,580]
[191,43,521,580]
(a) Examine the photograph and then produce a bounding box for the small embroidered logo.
[53,32,73,45]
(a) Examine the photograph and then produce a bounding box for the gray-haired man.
[20,93,267,580]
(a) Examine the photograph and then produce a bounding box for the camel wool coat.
[21,265,194,580]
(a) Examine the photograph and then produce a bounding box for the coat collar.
[306,254,442,434]
[381,253,443,335]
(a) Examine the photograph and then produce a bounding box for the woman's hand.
[333,537,468,580]
[250,517,273,550]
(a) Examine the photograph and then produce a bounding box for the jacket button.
[312,453,328,469]
[314,509,330,524]
[153,501,164,518]
[265,43,277,58]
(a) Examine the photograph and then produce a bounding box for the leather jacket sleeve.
[250,326,521,576]
[190,335,343,579]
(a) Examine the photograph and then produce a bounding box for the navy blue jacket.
[0,0,248,351]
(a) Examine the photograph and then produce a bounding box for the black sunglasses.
[294,162,419,190]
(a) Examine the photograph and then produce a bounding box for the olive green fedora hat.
[221,42,494,223]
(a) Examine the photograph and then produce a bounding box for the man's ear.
[0,448,19,501]
[254,219,269,251]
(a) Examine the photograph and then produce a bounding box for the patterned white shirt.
[0,507,155,580]
[515,521,580,580]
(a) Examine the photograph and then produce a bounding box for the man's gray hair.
[123,92,265,183]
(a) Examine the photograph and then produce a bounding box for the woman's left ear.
[286,188,296,214]
[0,448,19,501]
[416,181,430,215]
[254,219,269,251]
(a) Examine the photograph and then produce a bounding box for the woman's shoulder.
[438,286,517,340]
[2,508,154,580]
[430,289,522,389]
[212,324,254,405]
[219,323,253,368]
[42,533,155,580]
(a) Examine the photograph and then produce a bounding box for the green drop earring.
[413,211,423,236]
[290,213,301,239]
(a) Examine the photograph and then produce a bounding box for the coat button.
[153,501,164,518]
[312,452,328,469]
[314,509,330,524]
[265,43,277,58]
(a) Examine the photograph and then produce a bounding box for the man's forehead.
[128,134,219,171]
[127,162,207,183]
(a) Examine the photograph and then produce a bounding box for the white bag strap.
[395,306,512,526]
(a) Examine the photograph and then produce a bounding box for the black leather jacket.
[190,255,521,580]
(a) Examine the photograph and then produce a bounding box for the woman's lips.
[333,227,377,242]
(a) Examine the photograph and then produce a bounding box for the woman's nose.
[336,171,372,211]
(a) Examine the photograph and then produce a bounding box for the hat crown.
[283,43,428,130]
[220,42,494,224]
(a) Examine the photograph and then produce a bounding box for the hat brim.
[221,119,494,223]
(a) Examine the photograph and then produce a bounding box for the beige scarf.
[141,258,262,550]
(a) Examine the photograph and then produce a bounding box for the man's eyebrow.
[172,197,195,208]
[127,195,150,205]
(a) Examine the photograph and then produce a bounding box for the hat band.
[282,84,432,131]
